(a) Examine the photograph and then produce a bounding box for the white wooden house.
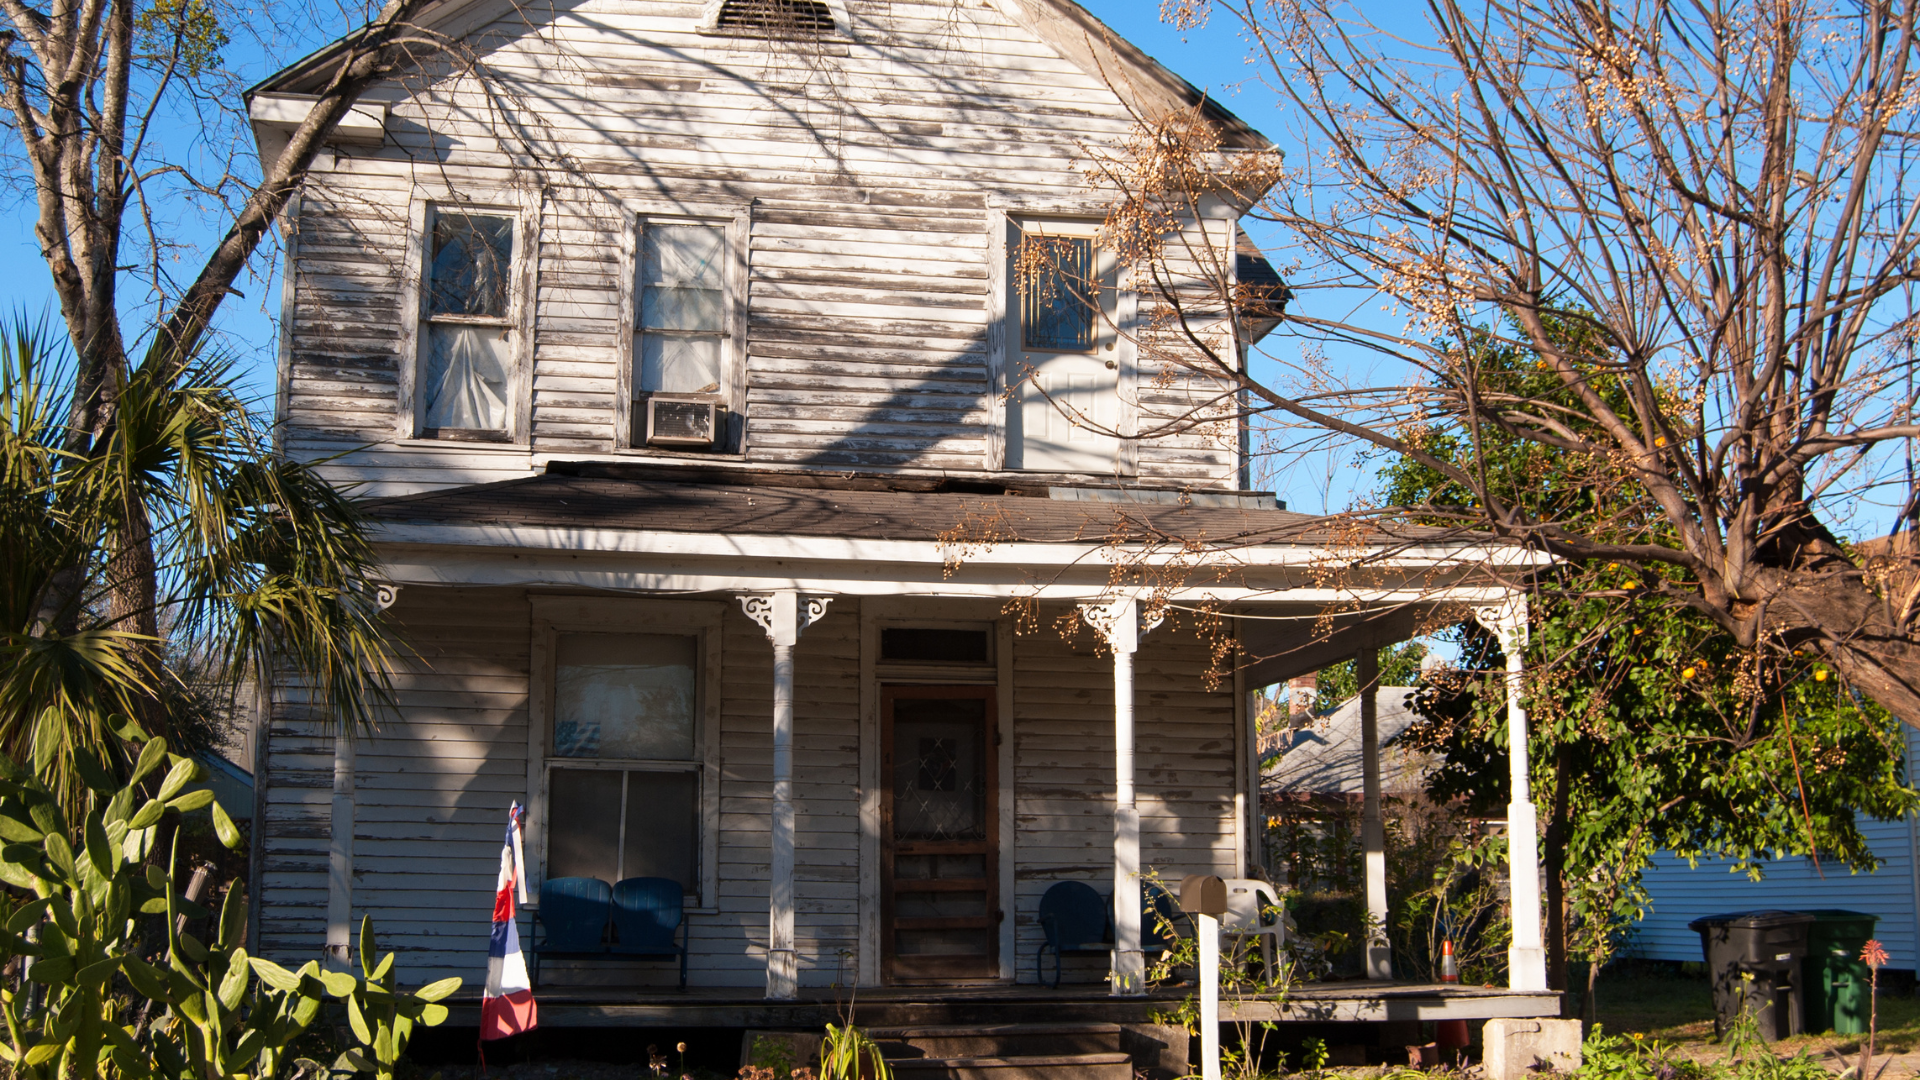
[244,0,1561,1031]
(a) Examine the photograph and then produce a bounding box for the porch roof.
[364,463,1460,550]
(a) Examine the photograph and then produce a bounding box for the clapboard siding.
[278,0,1247,492]
[1631,725,1920,971]
[257,590,1248,987]
[1011,613,1238,982]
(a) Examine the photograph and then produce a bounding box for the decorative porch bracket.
[1079,595,1163,997]
[740,591,833,1001]
[1473,595,1548,993]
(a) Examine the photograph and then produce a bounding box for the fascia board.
[249,94,388,140]
[370,522,1551,572]
[374,546,1520,604]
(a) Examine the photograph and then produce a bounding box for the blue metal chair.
[531,876,611,987]
[1037,881,1112,987]
[611,877,689,989]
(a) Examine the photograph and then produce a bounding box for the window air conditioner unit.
[643,394,720,448]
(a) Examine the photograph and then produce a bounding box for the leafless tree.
[1077,0,1920,727]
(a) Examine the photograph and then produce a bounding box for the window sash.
[544,763,700,889]
[419,207,517,435]
[634,220,731,397]
[1019,235,1097,352]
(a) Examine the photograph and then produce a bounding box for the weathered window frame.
[988,212,1139,475]
[615,203,751,452]
[526,598,724,913]
[395,193,537,443]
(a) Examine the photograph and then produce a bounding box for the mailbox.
[1180,874,1227,916]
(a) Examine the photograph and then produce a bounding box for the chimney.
[1287,673,1318,729]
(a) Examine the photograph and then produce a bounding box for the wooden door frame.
[879,684,1000,985]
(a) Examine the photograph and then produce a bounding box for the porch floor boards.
[444,982,1561,1028]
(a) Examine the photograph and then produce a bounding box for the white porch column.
[740,591,833,1001]
[1080,596,1162,997]
[1476,596,1547,992]
[1356,649,1391,980]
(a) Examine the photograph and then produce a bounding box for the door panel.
[1008,222,1121,473]
[881,687,999,983]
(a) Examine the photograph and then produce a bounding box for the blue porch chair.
[610,877,689,988]
[531,876,612,987]
[1037,881,1112,988]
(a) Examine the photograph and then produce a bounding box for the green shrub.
[0,721,458,1078]
[1575,1023,1828,1080]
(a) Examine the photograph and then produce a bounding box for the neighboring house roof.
[1237,226,1290,344]
[194,751,255,822]
[246,0,1271,150]
[1266,686,1434,795]
[362,464,1472,548]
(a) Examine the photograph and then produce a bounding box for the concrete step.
[870,1023,1125,1060]
[882,1053,1135,1080]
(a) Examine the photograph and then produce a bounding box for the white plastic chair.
[1219,878,1285,973]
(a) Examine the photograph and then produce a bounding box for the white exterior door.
[1007,220,1121,474]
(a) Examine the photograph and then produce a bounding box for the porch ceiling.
[1237,604,1435,689]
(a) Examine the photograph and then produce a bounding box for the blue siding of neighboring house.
[1631,725,1920,971]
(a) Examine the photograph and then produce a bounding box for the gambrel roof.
[247,0,1269,150]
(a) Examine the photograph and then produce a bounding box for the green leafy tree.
[1381,321,1917,1018]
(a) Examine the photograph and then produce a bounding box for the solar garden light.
[1181,875,1228,1080]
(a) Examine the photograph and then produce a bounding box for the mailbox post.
[1181,875,1228,1080]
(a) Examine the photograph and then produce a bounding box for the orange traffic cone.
[1437,941,1470,1062]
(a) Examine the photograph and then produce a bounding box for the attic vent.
[715,0,834,34]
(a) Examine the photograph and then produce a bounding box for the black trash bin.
[1688,910,1815,1041]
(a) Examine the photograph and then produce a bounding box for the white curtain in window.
[424,324,510,430]
[641,225,726,330]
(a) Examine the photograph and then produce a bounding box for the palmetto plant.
[0,313,396,806]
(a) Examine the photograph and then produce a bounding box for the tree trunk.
[1541,744,1574,1014]
[1583,954,1599,1029]
[1769,568,1920,727]
[1747,510,1920,729]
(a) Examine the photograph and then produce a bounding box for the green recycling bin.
[1802,909,1878,1035]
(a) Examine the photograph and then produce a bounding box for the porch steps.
[871,1024,1134,1080]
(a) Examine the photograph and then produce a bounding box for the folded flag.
[480,802,537,1041]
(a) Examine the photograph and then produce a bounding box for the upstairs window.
[421,211,515,436]
[637,223,728,396]
[714,0,834,34]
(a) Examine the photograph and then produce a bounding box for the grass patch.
[1579,965,1920,1063]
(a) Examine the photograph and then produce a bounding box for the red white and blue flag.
[480,802,537,1041]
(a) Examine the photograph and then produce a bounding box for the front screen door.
[881,686,998,983]
[1007,220,1121,473]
